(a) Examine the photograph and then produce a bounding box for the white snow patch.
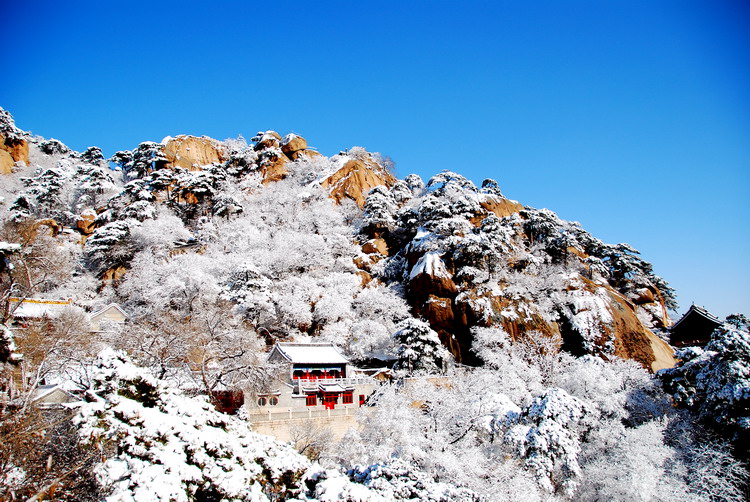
[409,252,451,280]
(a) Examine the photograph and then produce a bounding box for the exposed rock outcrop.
[0,107,29,174]
[362,238,389,256]
[76,209,98,236]
[358,171,676,371]
[480,196,524,219]
[409,253,458,300]
[253,130,281,151]
[101,266,128,284]
[281,134,307,156]
[321,152,397,208]
[251,130,290,183]
[161,135,227,171]
[0,149,14,174]
[595,282,676,371]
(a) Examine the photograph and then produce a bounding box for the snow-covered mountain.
[1,107,747,501]
[1,106,674,371]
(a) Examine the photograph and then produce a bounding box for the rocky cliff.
[356,172,676,371]
[161,135,227,171]
[0,108,29,174]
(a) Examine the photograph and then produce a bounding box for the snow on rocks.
[409,252,451,281]
[281,133,308,155]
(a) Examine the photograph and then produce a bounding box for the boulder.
[162,135,226,171]
[469,195,523,225]
[362,238,389,256]
[320,157,397,208]
[356,270,373,287]
[632,287,656,305]
[281,134,307,157]
[75,210,97,235]
[253,131,282,151]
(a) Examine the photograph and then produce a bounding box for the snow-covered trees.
[503,388,591,496]
[76,349,312,501]
[2,113,746,501]
[392,319,451,374]
[361,186,397,233]
[84,221,134,276]
[347,460,480,501]
[111,141,166,181]
[9,155,119,227]
[74,350,491,501]
[659,324,750,451]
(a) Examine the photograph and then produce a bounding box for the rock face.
[253,130,292,184]
[0,107,29,174]
[281,134,307,156]
[362,238,389,256]
[409,253,457,299]
[480,196,524,219]
[573,279,676,371]
[321,155,397,208]
[0,149,14,174]
[359,171,676,371]
[162,136,227,170]
[259,154,290,183]
[76,209,98,237]
[102,265,128,284]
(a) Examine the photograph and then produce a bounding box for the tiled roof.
[8,297,73,319]
[671,304,722,331]
[271,343,349,364]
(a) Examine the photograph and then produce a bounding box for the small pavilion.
[669,304,722,348]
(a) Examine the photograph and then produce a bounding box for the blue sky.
[1,1,748,318]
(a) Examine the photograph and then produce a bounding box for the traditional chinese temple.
[250,342,374,411]
[669,304,723,348]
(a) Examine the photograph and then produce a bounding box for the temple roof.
[8,297,73,319]
[89,303,128,319]
[670,304,722,332]
[269,342,349,365]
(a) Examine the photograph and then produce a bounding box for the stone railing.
[248,405,359,423]
[293,376,373,393]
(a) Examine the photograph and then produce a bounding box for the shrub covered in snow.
[347,459,480,501]
[75,349,312,501]
[392,319,452,375]
[501,388,592,496]
[659,324,750,452]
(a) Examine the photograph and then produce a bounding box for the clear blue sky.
[1,1,748,318]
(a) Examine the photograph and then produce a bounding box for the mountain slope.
[0,107,674,372]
